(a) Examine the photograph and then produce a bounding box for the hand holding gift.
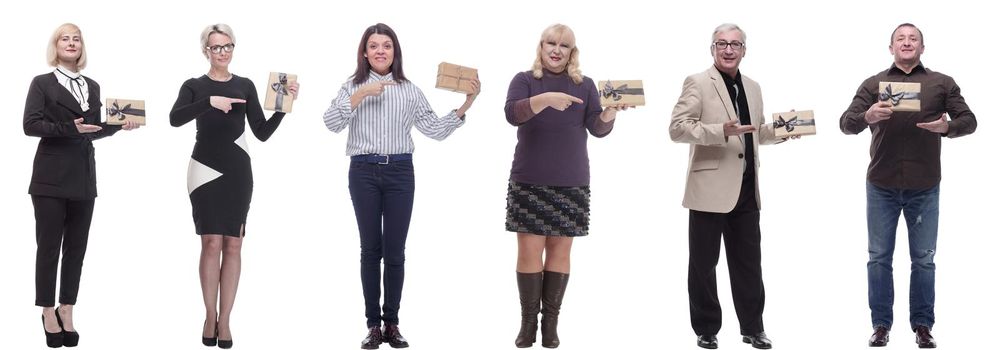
[264,72,299,112]
[599,80,645,108]
[772,109,815,139]
[865,101,893,124]
[105,98,146,126]
[463,78,481,102]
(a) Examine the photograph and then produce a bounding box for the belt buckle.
[378,154,390,165]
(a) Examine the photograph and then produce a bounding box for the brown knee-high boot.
[515,272,544,348]
[541,271,570,348]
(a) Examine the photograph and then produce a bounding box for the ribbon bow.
[773,115,815,132]
[107,100,145,121]
[601,81,644,101]
[271,73,289,111]
[878,84,919,106]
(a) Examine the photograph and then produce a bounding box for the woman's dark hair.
[351,23,406,85]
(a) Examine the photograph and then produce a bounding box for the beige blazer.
[669,66,779,213]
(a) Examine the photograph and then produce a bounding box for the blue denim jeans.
[866,182,939,331]
[348,159,415,327]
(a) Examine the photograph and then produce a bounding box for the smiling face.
[539,29,575,73]
[55,31,82,66]
[711,29,745,78]
[206,32,233,69]
[890,25,924,66]
[366,33,394,75]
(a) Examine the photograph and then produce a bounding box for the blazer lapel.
[706,67,743,146]
[49,74,86,116]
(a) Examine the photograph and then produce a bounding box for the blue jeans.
[348,159,415,327]
[866,182,939,331]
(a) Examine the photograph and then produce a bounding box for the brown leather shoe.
[361,326,382,349]
[382,324,409,348]
[915,325,936,348]
[540,271,569,348]
[869,326,889,347]
[515,272,543,348]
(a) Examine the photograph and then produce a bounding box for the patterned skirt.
[505,180,590,237]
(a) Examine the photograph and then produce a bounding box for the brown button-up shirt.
[840,63,977,190]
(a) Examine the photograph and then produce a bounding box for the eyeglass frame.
[712,40,745,50]
[206,43,236,54]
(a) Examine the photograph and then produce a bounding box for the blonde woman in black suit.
[23,23,139,348]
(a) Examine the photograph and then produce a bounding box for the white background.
[1,0,995,349]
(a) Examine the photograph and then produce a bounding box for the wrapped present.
[772,110,816,138]
[105,98,145,125]
[435,62,478,94]
[265,72,297,113]
[878,82,920,111]
[598,80,645,107]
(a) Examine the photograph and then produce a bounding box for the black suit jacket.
[24,72,122,200]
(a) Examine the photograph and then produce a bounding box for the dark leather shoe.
[361,326,382,349]
[915,326,936,348]
[742,332,772,349]
[697,334,718,349]
[869,326,889,347]
[382,324,409,348]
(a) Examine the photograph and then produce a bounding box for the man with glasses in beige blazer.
[670,23,791,350]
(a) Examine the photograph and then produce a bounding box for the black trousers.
[348,160,415,327]
[688,173,765,336]
[32,195,95,307]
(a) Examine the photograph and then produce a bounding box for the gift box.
[435,62,478,94]
[772,110,816,138]
[878,82,920,111]
[105,98,145,125]
[265,72,297,113]
[598,80,645,107]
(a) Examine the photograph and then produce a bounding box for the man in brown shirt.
[840,23,977,349]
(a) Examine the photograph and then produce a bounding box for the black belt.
[350,153,412,164]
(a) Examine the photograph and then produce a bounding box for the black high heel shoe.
[202,320,217,347]
[218,336,233,349]
[218,324,233,349]
[54,307,79,347]
[42,314,64,348]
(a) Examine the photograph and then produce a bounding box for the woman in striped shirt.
[322,23,480,349]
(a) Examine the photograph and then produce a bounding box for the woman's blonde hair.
[47,23,87,69]
[531,24,582,84]
[200,23,236,58]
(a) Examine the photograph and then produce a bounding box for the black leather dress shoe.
[361,326,382,349]
[742,332,772,349]
[382,324,409,348]
[915,326,936,348]
[869,326,889,347]
[697,334,718,349]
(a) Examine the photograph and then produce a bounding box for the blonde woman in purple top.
[504,24,630,348]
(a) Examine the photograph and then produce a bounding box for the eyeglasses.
[206,43,235,54]
[713,41,744,50]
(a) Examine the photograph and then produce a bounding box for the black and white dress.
[169,75,285,236]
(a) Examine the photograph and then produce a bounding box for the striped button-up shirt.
[323,71,465,156]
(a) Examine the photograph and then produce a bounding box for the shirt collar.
[888,62,926,76]
[55,65,82,79]
[368,70,394,82]
[715,66,742,85]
